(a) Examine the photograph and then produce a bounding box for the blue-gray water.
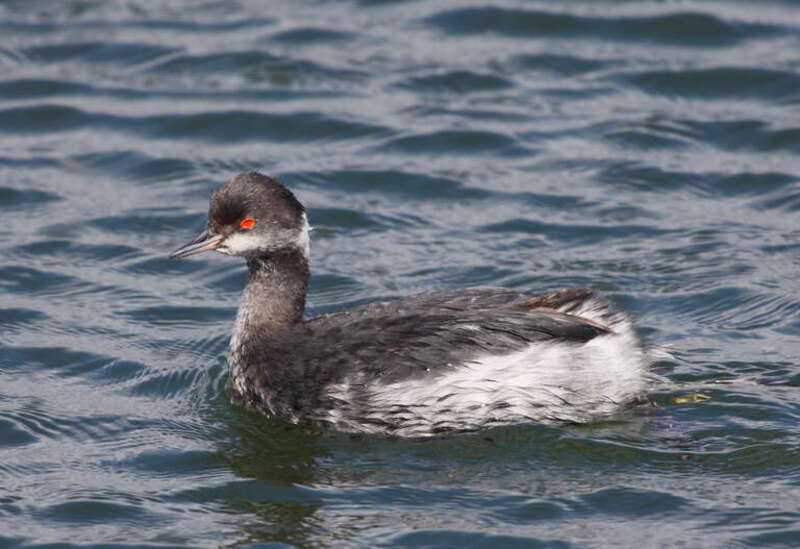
[2,0,800,547]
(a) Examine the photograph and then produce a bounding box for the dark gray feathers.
[230,287,616,420]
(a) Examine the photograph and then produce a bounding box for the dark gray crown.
[209,172,305,234]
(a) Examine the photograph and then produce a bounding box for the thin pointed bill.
[170,229,224,258]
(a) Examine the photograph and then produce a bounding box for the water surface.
[2,0,800,547]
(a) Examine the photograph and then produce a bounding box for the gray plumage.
[172,172,653,437]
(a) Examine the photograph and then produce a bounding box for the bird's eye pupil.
[239,218,256,230]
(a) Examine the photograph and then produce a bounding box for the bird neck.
[240,247,309,329]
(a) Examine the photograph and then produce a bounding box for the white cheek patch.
[217,214,311,258]
[218,232,262,256]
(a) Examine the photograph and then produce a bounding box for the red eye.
[238,218,256,230]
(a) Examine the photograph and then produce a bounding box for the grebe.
[171,172,651,437]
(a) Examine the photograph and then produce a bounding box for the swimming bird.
[171,172,651,437]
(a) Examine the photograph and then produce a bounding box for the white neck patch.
[296,212,311,260]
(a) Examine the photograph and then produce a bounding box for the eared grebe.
[171,172,651,437]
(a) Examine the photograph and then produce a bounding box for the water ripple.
[0,186,61,207]
[397,71,514,94]
[626,68,800,102]
[0,105,389,144]
[426,8,781,46]
[378,130,525,155]
[147,50,368,88]
[508,53,614,77]
[23,41,176,65]
[271,27,355,45]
